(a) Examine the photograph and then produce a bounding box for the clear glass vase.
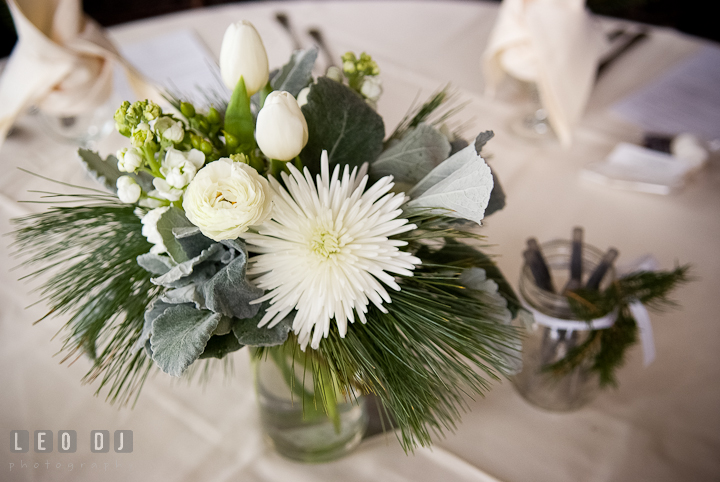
[253,346,368,462]
[512,239,615,411]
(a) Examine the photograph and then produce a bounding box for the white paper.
[581,142,694,195]
[612,46,720,141]
[114,30,228,106]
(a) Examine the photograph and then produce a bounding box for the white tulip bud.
[117,176,141,204]
[220,21,270,96]
[256,91,309,161]
[117,147,144,173]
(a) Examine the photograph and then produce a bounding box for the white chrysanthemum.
[243,151,420,350]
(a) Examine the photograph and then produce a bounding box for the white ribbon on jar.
[521,254,660,367]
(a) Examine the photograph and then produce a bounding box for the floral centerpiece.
[12,21,522,455]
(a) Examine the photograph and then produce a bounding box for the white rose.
[219,21,270,96]
[183,158,273,241]
[117,147,144,173]
[153,178,184,202]
[360,76,382,102]
[255,91,309,161]
[160,148,206,189]
[141,206,170,254]
[117,176,141,204]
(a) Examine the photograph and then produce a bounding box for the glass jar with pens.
[512,228,618,411]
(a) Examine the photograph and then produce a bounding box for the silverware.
[308,28,336,68]
[596,28,650,79]
[275,12,302,51]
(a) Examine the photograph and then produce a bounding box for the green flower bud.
[200,140,213,155]
[207,106,220,124]
[190,133,203,150]
[143,101,161,121]
[180,102,196,118]
[342,60,356,75]
[229,153,249,164]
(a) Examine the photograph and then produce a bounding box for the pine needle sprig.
[318,266,521,451]
[547,265,691,387]
[387,86,469,145]
[11,202,161,405]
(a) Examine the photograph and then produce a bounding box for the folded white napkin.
[0,0,157,146]
[483,0,605,147]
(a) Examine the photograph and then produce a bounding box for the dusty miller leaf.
[370,123,451,186]
[271,47,319,96]
[407,144,493,224]
[137,252,175,276]
[199,333,244,359]
[77,149,121,193]
[233,303,292,347]
[156,207,195,264]
[173,226,213,259]
[150,304,222,377]
[202,243,263,319]
[151,243,224,288]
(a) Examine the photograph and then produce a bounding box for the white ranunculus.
[256,91,309,161]
[153,177,184,202]
[219,21,269,96]
[183,158,273,241]
[141,206,170,254]
[117,176,141,203]
[360,75,383,102]
[155,117,185,143]
[117,147,144,173]
[160,148,206,189]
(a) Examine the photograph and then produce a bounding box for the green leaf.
[199,333,244,359]
[370,123,451,187]
[233,303,292,347]
[224,76,255,149]
[77,149,121,192]
[150,304,222,376]
[300,77,385,175]
[202,244,263,319]
[156,207,195,263]
[271,47,319,96]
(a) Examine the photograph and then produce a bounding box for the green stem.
[293,156,304,171]
[269,159,287,179]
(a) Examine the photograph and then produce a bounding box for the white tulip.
[117,176,141,204]
[256,91,309,161]
[220,21,269,96]
[117,147,144,173]
[183,158,273,241]
[141,206,170,254]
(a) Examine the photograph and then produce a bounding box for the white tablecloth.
[1,2,718,481]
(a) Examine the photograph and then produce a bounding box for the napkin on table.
[483,0,605,147]
[0,0,158,147]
